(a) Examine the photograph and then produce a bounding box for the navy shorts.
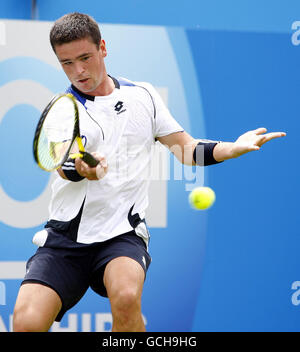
[21,228,151,322]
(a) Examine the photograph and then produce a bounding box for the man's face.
[55,37,107,95]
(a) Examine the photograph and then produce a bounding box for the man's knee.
[13,303,49,332]
[110,286,141,312]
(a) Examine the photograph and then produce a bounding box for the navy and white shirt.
[47,76,183,244]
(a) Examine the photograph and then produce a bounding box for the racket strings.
[35,95,77,171]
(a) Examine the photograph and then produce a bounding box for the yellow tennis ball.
[189,187,216,210]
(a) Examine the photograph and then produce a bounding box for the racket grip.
[81,152,100,167]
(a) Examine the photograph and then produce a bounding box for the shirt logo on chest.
[114,101,126,115]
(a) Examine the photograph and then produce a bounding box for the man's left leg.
[103,256,146,332]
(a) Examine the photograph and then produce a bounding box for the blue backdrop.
[0,0,298,332]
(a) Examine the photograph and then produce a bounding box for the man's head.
[50,13,112,96]
[50,12,101,53]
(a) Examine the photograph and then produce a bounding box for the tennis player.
[13,13,286,332]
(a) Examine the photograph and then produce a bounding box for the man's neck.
[89,74,115,96]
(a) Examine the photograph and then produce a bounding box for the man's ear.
[100,39,107,57]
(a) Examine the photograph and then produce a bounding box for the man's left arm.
[157,127,286,165]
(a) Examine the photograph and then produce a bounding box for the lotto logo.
[114,101,124,112]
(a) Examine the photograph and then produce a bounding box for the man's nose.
[74,62,85,76]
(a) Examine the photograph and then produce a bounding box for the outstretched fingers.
[254,127,268,135]
[256,131,286,146]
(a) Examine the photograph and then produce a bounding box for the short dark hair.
[50,12,101,52]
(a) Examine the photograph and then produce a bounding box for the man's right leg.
[13,283,62,332]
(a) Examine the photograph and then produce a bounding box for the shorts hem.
[91,253,150,298]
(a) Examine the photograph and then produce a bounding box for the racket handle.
[81,151,100,167]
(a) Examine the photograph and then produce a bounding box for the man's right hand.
[75,152,108,180]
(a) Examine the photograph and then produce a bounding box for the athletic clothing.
[21,76,182,321]
[22,228,151,322]
[47,76,183,244]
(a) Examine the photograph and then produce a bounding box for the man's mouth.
[77,78,89,83]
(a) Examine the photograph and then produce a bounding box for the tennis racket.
[33,93,99,172]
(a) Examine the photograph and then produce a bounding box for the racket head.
[33,93,79,171]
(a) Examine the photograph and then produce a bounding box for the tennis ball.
[189,187,216,210]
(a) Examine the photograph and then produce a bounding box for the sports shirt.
[47,76,183,243]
